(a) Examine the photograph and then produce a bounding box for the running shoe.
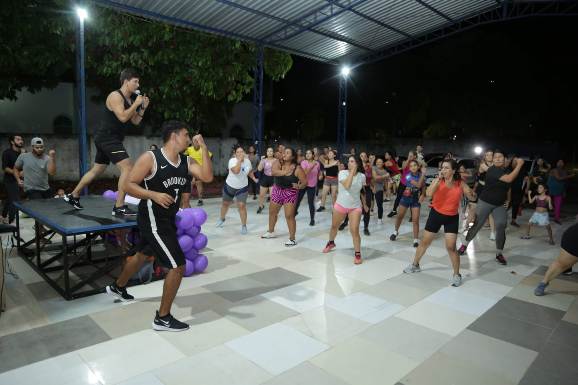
[534,282,548,296]
[309,219,315,226]
[152,311,189,332]
[339,222,347,231]
[64,194,83,210]
[378,219,383,224]
[215,218,225,227]
[489,232,496,241]
[197,200,204,206]
[354,252,362,265]
[316,206,325,212]
[284,239,297,247]
[520,235,532,240]
[257,206,264,214]
[113,205,137,217]
[387,210,397,218]
[451,274,463,287]
[322,241,336,253]
[390,231,398,241]
[495,253,507,265]
[106,283,134,302]
[413,240,419,248]
[457,244,467,255]
[403,264,421,273]
[240,225,247,235]
[261,231,277,239]
[562,268,574,276]
[364,228,370,236]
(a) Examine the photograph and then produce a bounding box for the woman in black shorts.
[403,160,476,287]
[257,147,275,214]
[535,222,578,296]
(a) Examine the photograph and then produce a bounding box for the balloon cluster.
[176,208,209,277]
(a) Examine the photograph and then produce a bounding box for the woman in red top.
[384,151,400,201]
[403,160,476,287]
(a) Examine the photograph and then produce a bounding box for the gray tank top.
[373,167,388,191]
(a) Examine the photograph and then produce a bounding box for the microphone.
[134,90,145,112]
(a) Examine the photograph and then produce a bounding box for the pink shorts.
[333,203,362,215]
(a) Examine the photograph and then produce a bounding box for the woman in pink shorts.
[323,156,368,264]
[261,148,307,246]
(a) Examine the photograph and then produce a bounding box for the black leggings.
[511,189,523,220]
[392,184,405,212]
[362,188,374,229]
[374,190,384,219]
[2,180,19,223]
[296,186,316,220]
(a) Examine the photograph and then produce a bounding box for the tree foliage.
[0,0,293,134]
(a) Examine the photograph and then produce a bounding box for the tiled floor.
[1,196,577,385]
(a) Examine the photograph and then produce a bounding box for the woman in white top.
[322,156,368,265]
[216,145,257,234]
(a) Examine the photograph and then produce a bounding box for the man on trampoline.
[106,121,213,332]
[65,68,149,217]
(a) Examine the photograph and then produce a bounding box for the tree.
[0,0,293,134]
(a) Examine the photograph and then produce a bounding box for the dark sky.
[271,16,578,154]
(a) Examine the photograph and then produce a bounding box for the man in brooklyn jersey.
[106,120,213,331]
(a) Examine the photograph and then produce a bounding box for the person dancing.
[256,147,276,214]
[65,68,149,216]
[403,160,476,287]
[295,149,320,226]
[106,121,213,331]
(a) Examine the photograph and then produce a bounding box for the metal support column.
[76,13,89,192]
[252,46,265,157]
[337,75,348,156]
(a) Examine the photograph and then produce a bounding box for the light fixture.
[340,66,350,77]
[474,146,483,155]
[76,6,88,21]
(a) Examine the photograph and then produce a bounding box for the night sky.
[270,16,578,156]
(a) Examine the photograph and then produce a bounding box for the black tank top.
[95,90,134,142]
[274,165,299,188]
[325,164,338,177]
[138,149,189,222]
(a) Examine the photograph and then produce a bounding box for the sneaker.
[323,241,336,253]
[112,205,137,217]
[521,235,532,240]
[240,225,247,235]
[261,231,277,239]
[489,232,496,241]
[457,244,467,255]
[197,200,204,206]
[215,218,225,228]
[253,195,257,200]
[152,311,189,332]
[316,206,325,212]
[562,268,574,276]
[339,222,347,231]
[387,210,397,218]
[64,194,83,210]
[413,240,419,248]
[403,264,421,273]
[354,253,362,265]
[309,219,315,226]
[285,239,297,247]
[257,206,264,214]
[378,219,383,224]
[106,283,134,302]
[363,228,370,236]
[496,253,507,265]
[390,231,398,241]
[534,282,548,296]
[451,274,463,287]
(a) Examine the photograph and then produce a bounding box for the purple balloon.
[178,234,194,253]
[184,259,195,277]
[103,190,116,200]
[176,209,195,230]
[185,225,200,238]
[191,208,208,226]
[185,248,198,262]
[177,227,186,236]
[193,254,208,273]
[193,233,208,250]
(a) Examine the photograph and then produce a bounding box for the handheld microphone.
[134,90,145,112]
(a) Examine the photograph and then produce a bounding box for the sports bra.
[325,164,338,177]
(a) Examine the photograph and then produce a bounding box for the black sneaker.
[112,205,137,217]
[496,253,507,265]
[106,283,134,302]
[387,210,397,218]
[257,206,264,214]
[363,228,370,236]
[153,311,190,332]
[197,200,204,206]
[316,206,325,212]
[64,194,83,210]
[309,219,315,226]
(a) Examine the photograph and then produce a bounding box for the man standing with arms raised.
[106,121,213,331]
[65,68,149,216]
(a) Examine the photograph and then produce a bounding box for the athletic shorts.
[425,207,459,234]
[270,185,298,205]
[259,175,274,188]
[561,223,578,257]
[400,196,421,209]
[324,177,338,187]
[94,139,129,165]
[334,202,362,215]
[529,211,549,226]
[134,219,185,269]
[223,183,248,203]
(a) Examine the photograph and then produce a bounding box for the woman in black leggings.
[296,149,321,226]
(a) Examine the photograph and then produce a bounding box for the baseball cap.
[31,137,44,146]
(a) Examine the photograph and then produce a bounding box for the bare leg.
[411,207,421,239]
[320,185,329,207]
[348,210,362,253]
[268,202,282,232]
[489,214,495,233]
[330,185,338,206]
[412,230,435,266]
[541,250,578,284]
[159,265,185,317]
[71,163,107,197]
[220,200,231,221]
[284,203,297,240]
[329,210,347,241]
[546,224,554,244]
[445,233,460,275]
[394,205,408,231]
[116,252,147,287]
[238,202,247,226]
[258,186,267,208]
[527,222,533,236]
[195,180,204,200]
[115,158,133,208]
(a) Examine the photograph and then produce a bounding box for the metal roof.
[91,1,578,64]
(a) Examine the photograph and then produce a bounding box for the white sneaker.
[489,232,496,241]
[284,239,297,247]
[261,231,277,239]
[451,274,462,287]
[403,264,421,274]
[378,219,383,225]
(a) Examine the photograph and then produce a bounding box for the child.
[522,184,554,245]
